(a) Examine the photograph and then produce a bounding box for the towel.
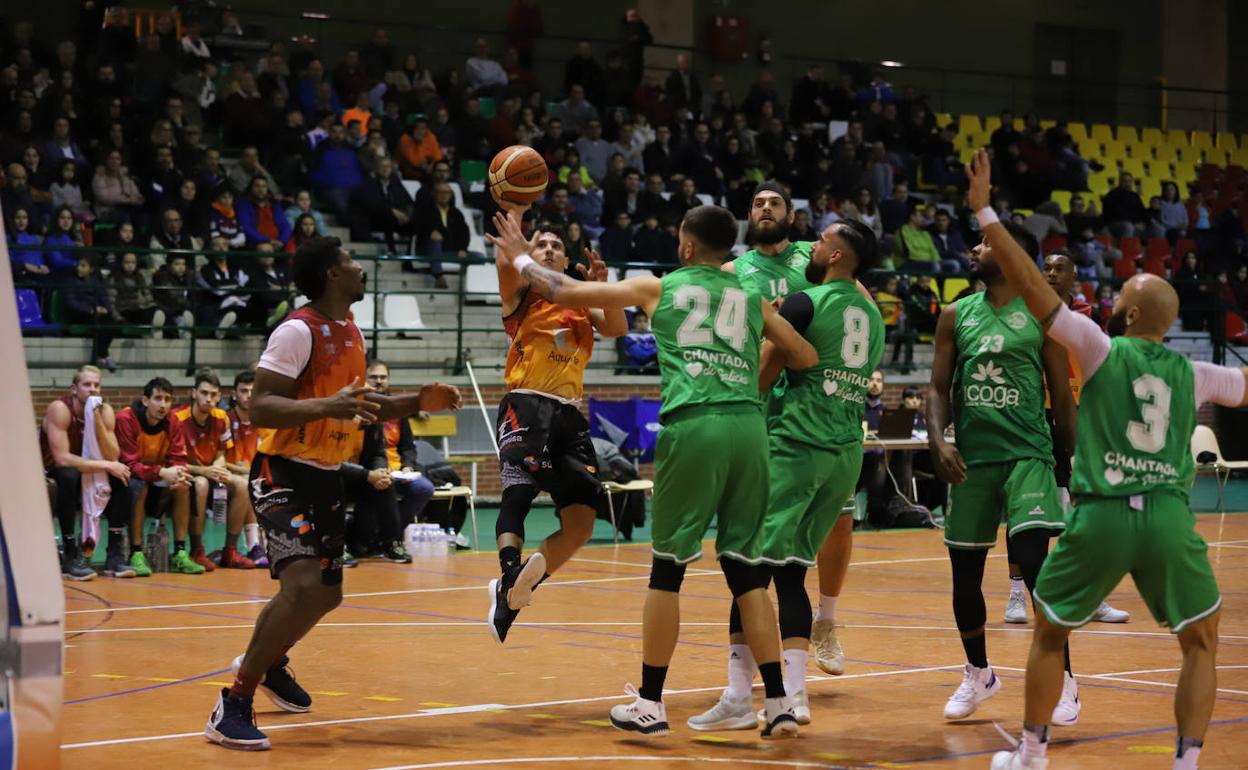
[80,395,111,548]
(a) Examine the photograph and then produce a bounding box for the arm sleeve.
[257,320,313,379]
[1046,304,1112,381]
[1193,362,1247,408]
[777,292,815,336]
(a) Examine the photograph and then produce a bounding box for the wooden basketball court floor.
[62,514,1248,769]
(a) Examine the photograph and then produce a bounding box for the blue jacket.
[42,232,81,273]
[620,332,657,367]
[8,232,43,271]
[310,142,364,191]
[236,197,293,245]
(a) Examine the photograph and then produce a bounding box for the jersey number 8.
[842,306,870,367]
[675,284,748,352]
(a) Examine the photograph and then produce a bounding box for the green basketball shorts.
[945,458,1064,549]
[759,439,861,566]
[650,403,770,565]
[1034,491,1221,634]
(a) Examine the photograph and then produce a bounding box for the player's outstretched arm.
[579,248,630,338]
[251,369,380,428]
[366,383,463,421]
[965,149,1063,327]
[490,210,663,317]
[760,299,818,370]
[926,303,966,484]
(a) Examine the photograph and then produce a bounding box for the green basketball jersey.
[734,241,815,301]
[772,280,885,449]
[652,265,765,419]
[951,292,1052,465]
[1072,337,1196,500]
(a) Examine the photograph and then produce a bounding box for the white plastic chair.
[353,293,376,331]
[464,264,502,305]
[384,294,426,331]
[1191,425,1248,512]
[602,479,654,545]
[432,485,479,550]
[293,294,310,309]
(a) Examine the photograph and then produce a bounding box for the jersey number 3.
[675,284,748,352]
[1126,374,1171,453]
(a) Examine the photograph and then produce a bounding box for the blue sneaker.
[205,688,270,751]
[233,654,311,713]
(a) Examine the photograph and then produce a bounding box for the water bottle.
[211,481,228,525]
[404,523,419,554]
[144,518,170,573]
[446,528,457,555]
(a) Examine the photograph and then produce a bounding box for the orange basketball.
[488,145,548,207]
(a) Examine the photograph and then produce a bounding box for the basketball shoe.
[205,688,270,750]
[609,684,669,736]
[232,654,311,713]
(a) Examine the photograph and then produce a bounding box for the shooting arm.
[926,303,958,448]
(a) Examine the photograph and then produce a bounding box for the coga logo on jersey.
[964,359,1021,408]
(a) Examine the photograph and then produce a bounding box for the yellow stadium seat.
[1087,172,1113,196]
[1177,145,1203,164]
[1067,122,1089,144]
[1117,126,1140,145]
[1152,145,1178,164]
[934,112,952,127]
[1090,123,1115,144]
[960,114,984,136]
[1205,149,1230,168]
[1101,140,1127,160]
[984,115,1002,134]
[1216,132,1238,152]
[1141,127,1165,146]
[1120,158,1147,179]
[1040,119,1056,130]
[942,278,969,304]
[958,147,976,164]
[1050,189,1073,213]
[1139,176,1163,202]
[1231,148,1248,168]
[964,131,989,151]
[1172,162,1197,184]
[1190,131,1214,151]
[1165,129,1190,147]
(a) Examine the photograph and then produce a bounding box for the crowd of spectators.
[5,3,1247,366]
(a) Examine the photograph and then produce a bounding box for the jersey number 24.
[675,284,748,352]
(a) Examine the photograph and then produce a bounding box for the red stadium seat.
[1175,238,1197,257]
[1113,255,1139,278]
[1142,256,1167,277]
[1081,281,1096,303]
[1146,237,1170,260]
[1226,311,1248,345]
[1095,234,1114,250]
[1119,236,1142,260]
[1041,235,1067,254]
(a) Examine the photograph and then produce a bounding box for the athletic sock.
[190,533,203,552]
[131,544,143,557]
[499,545,521,574]
[173,539,186,554]
[107,528,126,554]
[272,644,293,666]
[758,661,785,699]
[782,648,808,696]
[639,663,667,702]
[962,631,989,670]
[1174,736,1203,770]
[1064,643,1073,675]
[816,594,838,623]
[1021,721,1049,763]
[1009,575,1025,595]
[725,643,755,700]
[244,523,261,549]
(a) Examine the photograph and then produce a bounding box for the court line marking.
[1092,665,1248,677]
[992,665,1248,697]
[370,758,845,770]
[60,663,964,749]
[64,621,737,635]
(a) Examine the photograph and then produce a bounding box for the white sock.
[782,648,808,696]
[244,524,260,550]
[1021,723,1049,763]
[724,644,755,701]
[816,594,838,623]
[1009,575,1025,595]
[1174,737,1202,770]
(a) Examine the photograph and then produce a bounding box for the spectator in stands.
[50,160,92,224]
[223,71,268,149]
[396,116,443,180]
[283,190,328,236]
[465,38,508,94]
[539,183,574,228]
[790,208,817,242]
[632,211,677,267]
[355,156,415,254]
[414,180,469,288]
[91,150,144,227]
[1072,224,1119,279]
[227,147,278,201]
[905,273,941,334]
[1157,181,1189,242]
[363,360,437,532]
[1175,250,1212,331]
[174,61,218,128]
[171,179,210,241]
[560,221,591,272]
[180,21,212,62]
[108,252,164,338]
[332,49,370,106]
[665,52,701,117]
[245,242,292,328]
[574,119,612,183]
[1064,193,1100,237]
[599,210,635,262]
[455,97,492,161]
[506,0,545,69]
[43,206,84,277]
[196,236,249,336]
[22,146,56,211]
[620,8,653,88]
[1022,201,1067,254]
[846,187,883,242]
[557,83,599,135]
[2,163,41,226]
[340,91,373,133]
[310,122,365,220]
[209,188,246,248]
[878,181,912,236]
[616,309,658,374]
[894,206,946,272]
[152,253,195,338]
[7,207,49,284]
[236,176,292,247]
[43,117,88,174]
[565,172,605,239]
[413,160,453,210]
[144,146,184,216]
[610,122,645,171]
[668,177,701,226]
[63,254,116,369]
[642,123,676,181]
[990,109,1021,158]
[146,205,198,268]
[790,64,832,124]
[286,213,320,255]
[360,28,396,81]
[556,146,595,191]
[1101,172,1147,238]
[929,208,970,271]
[678,121,723,197]
[603,168,643,226]
[565,41,606,108]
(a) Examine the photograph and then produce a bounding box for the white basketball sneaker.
[1003,591,1029,624]
[1051,671,1081,726]
[688,691,756,731]
[1092,600,1130,623]
[991,749,1049,769]
[759,695,800,739]
[943,662,1001,719]
[755,689,811,726]
[609,684,669,736]
[811,619,845,675]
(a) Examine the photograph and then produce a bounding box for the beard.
[804,259,825,286]
[1106,308,1129,337]
[749,218,790,245]
[968,259,1001,284]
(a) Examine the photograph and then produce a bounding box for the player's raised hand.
[488,210,538,264]
[576,248,610,283]
[321,376,380,423]
[965,148,992,212]
[418,382,463,412]
[931,440,968,485]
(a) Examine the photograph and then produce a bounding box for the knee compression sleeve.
[949,548,988,633]
[773,564,813,640]
[1008,529,1051,593]
[720,557,766,598]
[648,557,687,592]
[496,484,537,541]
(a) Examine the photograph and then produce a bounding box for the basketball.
[488,145,548,207]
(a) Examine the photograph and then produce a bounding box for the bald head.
[1111,273,1178,340]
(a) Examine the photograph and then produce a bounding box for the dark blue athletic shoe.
[205,688,270,751]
